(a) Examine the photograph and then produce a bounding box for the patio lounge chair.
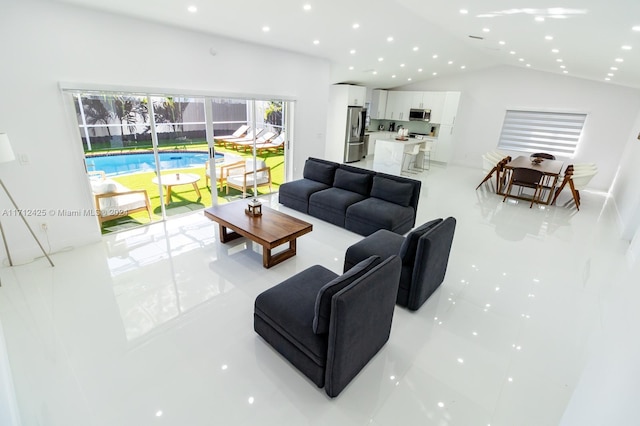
[88,171,153,224]
[232,131,277,152]
[221,128,264,149]
[213,125,249,145]
[256,134,285,155]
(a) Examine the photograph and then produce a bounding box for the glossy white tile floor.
[2,161,640,426]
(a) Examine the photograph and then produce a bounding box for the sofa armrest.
[324,255,401,397]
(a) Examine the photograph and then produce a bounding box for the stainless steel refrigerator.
[344,106,367,163]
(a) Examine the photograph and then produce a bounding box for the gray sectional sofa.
[279,157,421,236]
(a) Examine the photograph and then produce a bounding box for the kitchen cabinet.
[425,91,460,125]
[440,92,461,125]
[370,90,388,119]
[410,92,427,109]
[431,125,454,163]
[347,85,366,106]
[385,91,411,121]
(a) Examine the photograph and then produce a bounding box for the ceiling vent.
[468,35,484,40]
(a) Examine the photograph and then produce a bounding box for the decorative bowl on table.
[530,156,544,165]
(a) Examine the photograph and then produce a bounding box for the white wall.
[0,0,330,262]
[398,65,640,192]
[610,111,640,240]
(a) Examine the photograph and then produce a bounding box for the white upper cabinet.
[423,91,460,124]
[385,91,412,121]
[346,85,366,106]
[410,92,426,109]
[370,90,388,119]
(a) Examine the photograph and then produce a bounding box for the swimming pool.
[86,152,218,176]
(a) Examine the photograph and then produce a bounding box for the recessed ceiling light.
[615,58,624,62]
[433,72,438,76]
[607,73,614,76]
[605,77,611,81]
[262,26,270,32]
[460,65,466,69]
[187,5,197,13]
[499,41,506,45]
[378,57,384,62]
[509,51,516,55]
[621,45,632,50]
[526,64,531,67]
[632,25,640,31]
[560,65,566,69]
[460,9,468,14]
[352,23,360,29]
[432,54,438,59]
[556,58,563,62]
[350,49,356,54]
[392,75,396,78]
[413,46,419,51]
[387,36,394,42]
[482,28,490,32]
[313,40,319,45]
[519,58,524,62]
[610,66,618,70]
[545,35,554,40]
[349,66,354,70]
[551,49,559,53]
[447,60,453,65]
[400,63,405,67]
[418,68,423,72]
[563,70,568,74]
[408,78,412,81]
[303,4,311,11]
[373,71,378,75]
[535,16,545,22]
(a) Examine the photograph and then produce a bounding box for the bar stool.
[402,144,420,174]
[419,141,433,170]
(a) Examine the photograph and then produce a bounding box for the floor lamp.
[0,133,55,267]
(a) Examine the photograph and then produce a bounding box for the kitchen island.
[372,137,433,175]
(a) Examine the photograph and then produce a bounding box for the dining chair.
[475,151,510,191]
[502,167,545,208]
[551,163,598,210]
[531,152,556,160]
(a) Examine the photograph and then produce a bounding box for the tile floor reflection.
[1,162,639,426]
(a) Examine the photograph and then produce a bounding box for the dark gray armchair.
[254,255,401,397]
[343,217,457,311]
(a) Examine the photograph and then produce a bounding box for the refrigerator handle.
[356,111,363,138]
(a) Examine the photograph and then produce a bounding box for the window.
[497,110,587,158]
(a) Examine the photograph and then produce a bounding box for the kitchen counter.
[372,138,429,175]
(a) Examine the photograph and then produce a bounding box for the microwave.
[409,108,431,122]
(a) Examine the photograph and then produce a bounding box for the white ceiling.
[58,0,640,89]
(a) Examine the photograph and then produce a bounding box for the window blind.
[497,110,587,158]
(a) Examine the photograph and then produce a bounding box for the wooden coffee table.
[204,202,313,268]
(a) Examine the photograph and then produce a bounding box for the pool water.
[86,152,217,176]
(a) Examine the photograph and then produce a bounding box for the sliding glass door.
[66,89,291,234]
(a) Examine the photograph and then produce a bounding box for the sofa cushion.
[370,176,414,207]
[279,179,330,213]
[255,265,338,365]
[309,188,368,227]
[333,169,372,196]
[345,197,416,236]
[313,255,381,334]
[304,160,337,186]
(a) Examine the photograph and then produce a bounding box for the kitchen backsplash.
[369,119,439,136]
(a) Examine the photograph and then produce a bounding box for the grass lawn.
[96,143,284,233]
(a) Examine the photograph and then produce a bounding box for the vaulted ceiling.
[58,0,640,89]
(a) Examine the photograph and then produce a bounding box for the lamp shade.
[0,133,16,163]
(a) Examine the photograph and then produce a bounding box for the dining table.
[499,156,564,205]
